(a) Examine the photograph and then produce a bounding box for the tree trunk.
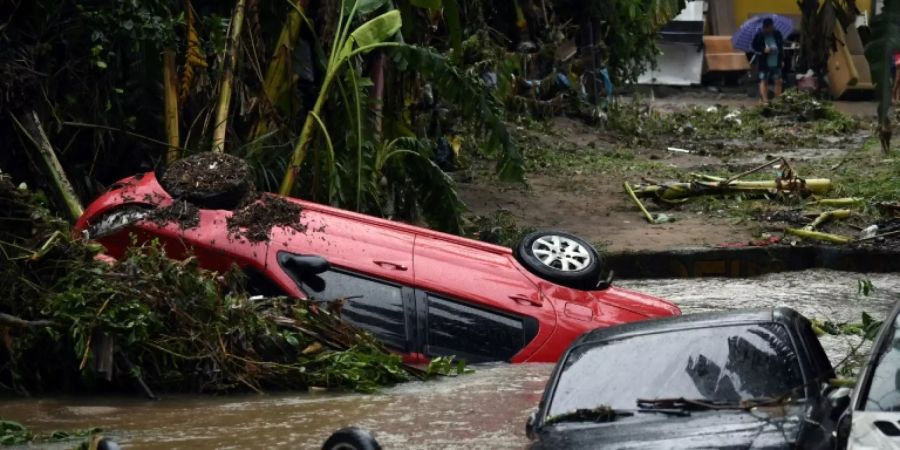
[16,111,84,221]
[249,0,311,142]
[212,0,247,153]
[163,49,181,162]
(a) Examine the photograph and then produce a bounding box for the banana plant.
[865,0,900,153]
[279,0,402,195]
[408,0,463,62]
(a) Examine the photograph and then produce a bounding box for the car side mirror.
[526,410,537,440]
[827,387,852,420]
[278,252,330,293]
[279,253,330,275]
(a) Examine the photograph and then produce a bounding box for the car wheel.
[321,427,381,450]
[514,231,604,289]
[157,153,253,210]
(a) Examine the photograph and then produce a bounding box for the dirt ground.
[457,90,878,253]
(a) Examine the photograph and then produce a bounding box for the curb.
[606,245,900,279]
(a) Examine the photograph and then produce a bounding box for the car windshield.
[547,323,805,416]
[863,315,900,412]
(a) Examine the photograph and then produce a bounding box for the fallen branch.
[623,181,656,223]
[808,197,863,208]
[719,157,788,186]
[629,178,831,201]
[803,209,851,231]
[0,313,56,329]
[12,111,84,221]
[785,228,853,244]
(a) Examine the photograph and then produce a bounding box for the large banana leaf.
[339,10,402,59]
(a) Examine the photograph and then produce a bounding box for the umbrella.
[731,14,794,52]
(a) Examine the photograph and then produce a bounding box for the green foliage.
[408,0,463,62]
[575,0,687,83]
[812,312,884,341]
[0,421,31,446]
[464,210,534,248]
[424,356,471,377]
[377,138,467,233]
[865,0,900,129]
[858,278,875,296]
[390,45,524,181]
[0,420,100,447]
[605,90,860,150]
[0,176,466,395]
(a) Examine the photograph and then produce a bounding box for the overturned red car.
[75,160,679,364]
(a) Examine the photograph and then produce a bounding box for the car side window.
[243,267,290,297]
[424,294,537,363]
[290,269,409,352]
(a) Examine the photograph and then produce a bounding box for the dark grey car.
[526,308,851,449]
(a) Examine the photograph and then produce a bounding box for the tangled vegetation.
[0,420,101,448]
[0,173,461,396]
[606,89,863,153]
[1,0,689,235]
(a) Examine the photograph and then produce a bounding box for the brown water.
[3,269,898,449]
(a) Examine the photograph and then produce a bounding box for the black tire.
[321,427,381,450]
[514,230,605,290]
[157,153,253,210]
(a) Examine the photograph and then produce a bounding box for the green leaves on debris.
[0,174,466,396]
[0,420,102,447]
[812,312,884,341]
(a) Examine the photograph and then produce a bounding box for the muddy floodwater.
[3,269,899,449]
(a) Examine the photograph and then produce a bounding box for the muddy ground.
[457,89,881,252]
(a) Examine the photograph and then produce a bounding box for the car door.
[413,235,556,363]
[264,208,417,353]
[268,206,415,285]
[278,262,417,353]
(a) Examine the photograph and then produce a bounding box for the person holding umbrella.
[751,17,784,104]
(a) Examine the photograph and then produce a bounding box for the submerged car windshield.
[863,315,900,412]
[547,323,805,416]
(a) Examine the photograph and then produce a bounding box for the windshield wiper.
[637,397,785,412]
[546,407,635,425]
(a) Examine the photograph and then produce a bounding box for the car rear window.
[548,323,805,416]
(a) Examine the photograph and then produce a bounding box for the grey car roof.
[574,307,803,346]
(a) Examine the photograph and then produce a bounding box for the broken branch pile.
[0,174,452,396]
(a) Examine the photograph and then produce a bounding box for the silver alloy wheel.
[530,234,592,272]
